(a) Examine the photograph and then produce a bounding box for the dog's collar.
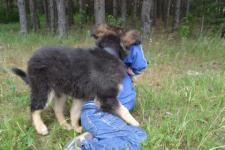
[103,47,119,57]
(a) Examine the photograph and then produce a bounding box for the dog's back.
[27,46,126,100]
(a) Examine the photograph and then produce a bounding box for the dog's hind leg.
[30,78,54,135]
[70,99,83,133]
[32,110,48,135]
[54,94,73,130]
[31,93,48,135]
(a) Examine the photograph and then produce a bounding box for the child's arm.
[127,67,135,76]
[129,45,148,75]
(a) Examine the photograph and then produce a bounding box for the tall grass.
[0,23,225,149]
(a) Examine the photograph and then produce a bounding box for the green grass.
[0,23,225,150]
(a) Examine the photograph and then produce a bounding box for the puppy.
[12,34,140,135]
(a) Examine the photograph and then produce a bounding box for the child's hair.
[91,24,142,48]
[121,30,142,48]
[91,24,125,39]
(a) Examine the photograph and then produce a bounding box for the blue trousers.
[79,101,147,150]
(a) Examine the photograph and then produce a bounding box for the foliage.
[73,11,94,25]
[106,15,123,27]
[0,4,19,23]
[1,0,224,37]
[189,0,225,29]
[177,14,195,38]
[177,25,190,38]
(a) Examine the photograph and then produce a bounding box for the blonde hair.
[92,24,124,38]
[92,24,142,48]
[121,30,141,47]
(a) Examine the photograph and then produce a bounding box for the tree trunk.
[186,0,189,16]
[156,0,161,18]
[5,0,13,19]
[164,0,171,31]
[87,0,94,16]
[17,0,28,34]
[113,0,118,17]
[141,0,153,38]
[79,0,86,13]
[49,0,58,32]
[200,15,204,33]
[121,0,127,22]
[56,0,67,38]
[94,0,105,25]
[173,0,181,31]
[150,0,155,25]
[162,0,167,23]
[152,0,157,26]
[132,0,138,19]
[54,0,58,30]
[66,0,74,25]
[43,0,50,29]
[29,0,40,32]
[180,0,186,18]
[49,0,55,31]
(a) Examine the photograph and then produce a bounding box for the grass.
[0,23,225,150]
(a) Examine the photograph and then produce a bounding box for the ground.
[0,23,225,150]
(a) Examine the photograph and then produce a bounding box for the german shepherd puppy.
[12,34,140,135]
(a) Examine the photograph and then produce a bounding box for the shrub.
[106,15,123,27]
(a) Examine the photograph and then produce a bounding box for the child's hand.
[127,67,135,76]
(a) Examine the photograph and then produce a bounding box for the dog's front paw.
[36,124,49,135]
[61,123,73,130]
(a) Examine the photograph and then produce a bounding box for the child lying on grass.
[64,30,148,150]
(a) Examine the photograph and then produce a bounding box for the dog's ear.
[96,36,105,48]
[91,34,99,39]
[91,24,103,39]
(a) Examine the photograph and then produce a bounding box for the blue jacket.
[117,44,148,110]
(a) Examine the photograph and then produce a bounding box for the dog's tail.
[11,67,29,84]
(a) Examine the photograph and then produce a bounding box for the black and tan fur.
[12,34,140,135]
